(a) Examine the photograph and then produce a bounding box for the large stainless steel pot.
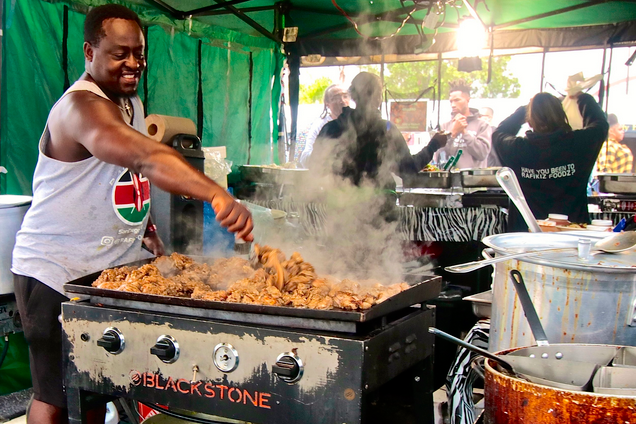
[483,232,636,352]
[484,345,636,424]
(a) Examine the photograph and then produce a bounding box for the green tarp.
[0,333,32,395]
[1,0,284,195]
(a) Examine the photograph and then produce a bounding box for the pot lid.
[482,232,636,273]
[0,195,32,209]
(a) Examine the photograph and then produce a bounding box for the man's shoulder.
[317,117,342,139]
[615,141,634,156]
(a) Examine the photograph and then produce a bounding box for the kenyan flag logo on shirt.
[112,169,151,225]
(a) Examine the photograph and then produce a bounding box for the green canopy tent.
[0,0,285,195]
[2,0,636,194]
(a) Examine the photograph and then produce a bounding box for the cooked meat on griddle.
[91,245,410,311]
[92,266,135,289]
[206,257,255,289]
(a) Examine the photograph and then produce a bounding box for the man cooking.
[434,80,492,169]
[11,5,253,423]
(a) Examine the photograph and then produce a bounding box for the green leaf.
[299,76,334,104]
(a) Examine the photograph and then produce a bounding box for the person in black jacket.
[492,92,608,232]
[308,72,447,192]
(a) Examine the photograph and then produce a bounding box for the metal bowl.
[460,168,502,187]
[402,171,450,189]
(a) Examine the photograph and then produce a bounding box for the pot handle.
[510,270,550,346]
[629,293,636,327]
[482,248,495,260]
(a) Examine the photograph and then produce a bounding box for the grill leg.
[66,388,111,424]
[413,355,435,424]
[66,388,86,424]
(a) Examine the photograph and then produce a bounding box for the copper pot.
[484,350,636,424]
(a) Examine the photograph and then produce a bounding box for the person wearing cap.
[492,92,608,232]
[298,84,350,167]
[307,72,447,192]
[597,113,633,174]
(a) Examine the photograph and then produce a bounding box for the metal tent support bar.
[185,0,253,16]
[211,0,282,43]
[494,0,617,30]
[196,6,275,17]
[147,0,282,44]
[301,5,427,39]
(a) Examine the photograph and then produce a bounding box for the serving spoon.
[446,231,636,273]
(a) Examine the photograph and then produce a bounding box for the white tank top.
[12,80,152,294]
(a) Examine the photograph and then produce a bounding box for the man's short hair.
[349,72,382,103]
[84,4,142,47]
[449,79,471,97]
[608,113,620,127]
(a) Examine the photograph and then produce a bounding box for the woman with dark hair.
[492,92,608,232]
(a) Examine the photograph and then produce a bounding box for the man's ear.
[84,42,94,62]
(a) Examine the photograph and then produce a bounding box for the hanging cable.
[385,86,436,106]
[331,0,418,40]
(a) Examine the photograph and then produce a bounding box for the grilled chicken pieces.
[92,247,409,311]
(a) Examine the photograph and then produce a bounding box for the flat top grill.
[63,257,441,333]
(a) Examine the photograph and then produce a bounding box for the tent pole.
[437,53,442,128]
[247,52,253,164]
[600,43,607,106]
[62,6,70,91]
[540,47,547,92]
[605,45,613,113]
[381,54,386,117]
[288,52,300,162]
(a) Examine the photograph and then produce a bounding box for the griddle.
[63,257,441,326]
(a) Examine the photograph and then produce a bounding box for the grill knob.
[272,352,304,384]
[150,335,180,364]
[96,327,125,354]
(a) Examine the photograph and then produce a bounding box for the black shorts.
[14,274,69,409]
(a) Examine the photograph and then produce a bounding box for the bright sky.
[297,47,636,128]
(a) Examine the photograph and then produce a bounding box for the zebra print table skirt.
[250,200,508,242]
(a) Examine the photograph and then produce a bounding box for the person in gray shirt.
[434,80,492,168]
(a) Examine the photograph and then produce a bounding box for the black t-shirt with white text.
[492,93,608,232]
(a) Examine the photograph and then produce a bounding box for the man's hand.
[143,232,165,256]
[431,132,449,148]
[451,114,468,137]
[211,191,254,242]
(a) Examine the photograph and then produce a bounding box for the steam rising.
[254,112,409,285]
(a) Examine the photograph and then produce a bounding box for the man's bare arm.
[51,92,253,239]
